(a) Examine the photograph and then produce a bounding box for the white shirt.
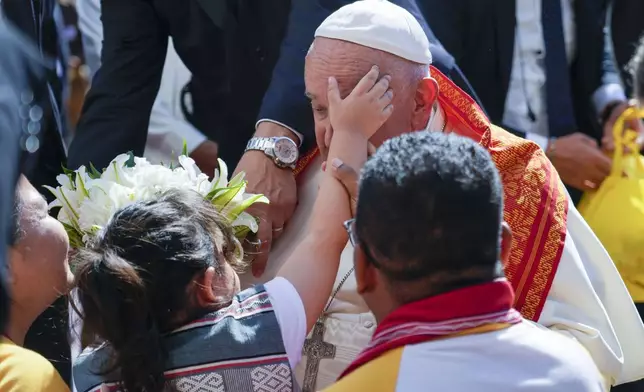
[393,321,604,391]
[502,0,626,149]
[264,277,308,369]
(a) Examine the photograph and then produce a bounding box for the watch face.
[274,137,299,165]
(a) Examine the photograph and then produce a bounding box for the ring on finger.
[245,238,263,255]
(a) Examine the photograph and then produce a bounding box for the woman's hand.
[327,65,394,138]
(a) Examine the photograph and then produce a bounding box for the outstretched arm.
[278,67,394,331]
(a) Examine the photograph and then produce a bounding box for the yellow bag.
[578,107,644,302]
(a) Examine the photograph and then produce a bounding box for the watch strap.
[245,137,275,155]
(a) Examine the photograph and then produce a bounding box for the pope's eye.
[312,104,327,113]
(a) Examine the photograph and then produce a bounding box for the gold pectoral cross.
[301,317,336,392]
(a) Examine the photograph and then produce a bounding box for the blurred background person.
[0,18,40,346]
[609,0,644,97]
[419,0,641,203]
[0,19,70,391]
[75,0,212,168]
[1,0,72,384]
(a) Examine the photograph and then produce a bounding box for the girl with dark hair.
[71,67,393,392]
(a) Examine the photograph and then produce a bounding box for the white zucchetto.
[314,0,432,65]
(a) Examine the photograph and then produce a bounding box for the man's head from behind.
[350,132,512,320]
[305,0,439,148]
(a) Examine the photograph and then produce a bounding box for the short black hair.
[629,35,644,101]
[355,131,503,293]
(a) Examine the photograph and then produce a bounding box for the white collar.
[424,102,448,132]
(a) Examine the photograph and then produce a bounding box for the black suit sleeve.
[599,1,622,89]
[257,0,463,152]
[67,0,168,170]
[574,0,622,111]
[256,0,328,152]
[416,0,469,65]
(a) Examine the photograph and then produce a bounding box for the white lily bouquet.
[45,151,268,249]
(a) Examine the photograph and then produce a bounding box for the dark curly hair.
[73,189,243,392]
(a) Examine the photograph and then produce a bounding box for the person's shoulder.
[181,284,275,329]
[0,342,70,391]
[507,322,604,379]
[0,341,55,370]
[489,124,545,156]
[72,345,114,392]
[230,279,300,313]
[487,124,566,201]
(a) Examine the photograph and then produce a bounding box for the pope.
[243,1,644,390]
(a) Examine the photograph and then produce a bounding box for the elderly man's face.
[305,38,436,148]
[9,177,72,308]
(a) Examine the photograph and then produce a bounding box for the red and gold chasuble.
[294,67,569,322]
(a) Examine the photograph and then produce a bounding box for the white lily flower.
[46,153,267,248]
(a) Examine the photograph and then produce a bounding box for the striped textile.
[73,285,297,392]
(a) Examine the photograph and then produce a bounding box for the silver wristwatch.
[245,136,299,169]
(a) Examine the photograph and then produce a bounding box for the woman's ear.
[500,222,513,266]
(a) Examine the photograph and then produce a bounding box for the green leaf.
[181,139,188,157]
[227,172,246,188]
[61,222,83,248]
[61,164,74,176]
[59,187,80,223]
[60,165,77,190]
[76,173,89,197]
[124,151,136,168]
[234,225,251,239]
[88,162,102,179]
[111,161,120,183]
[205,187,227,201]
[211,184,244,210]
[226,194,269,222]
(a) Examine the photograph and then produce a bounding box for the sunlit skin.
[6,177,74,345]
[304,37,439,153]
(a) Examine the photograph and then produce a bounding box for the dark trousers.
[611,303,644,391]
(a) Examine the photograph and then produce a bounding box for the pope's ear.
[500,222,513,266]
[411,77,439,130]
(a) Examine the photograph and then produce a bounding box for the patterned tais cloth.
[72,285,297,392]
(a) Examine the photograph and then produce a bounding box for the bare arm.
[277,130,367,330]
[277,67,393,331]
